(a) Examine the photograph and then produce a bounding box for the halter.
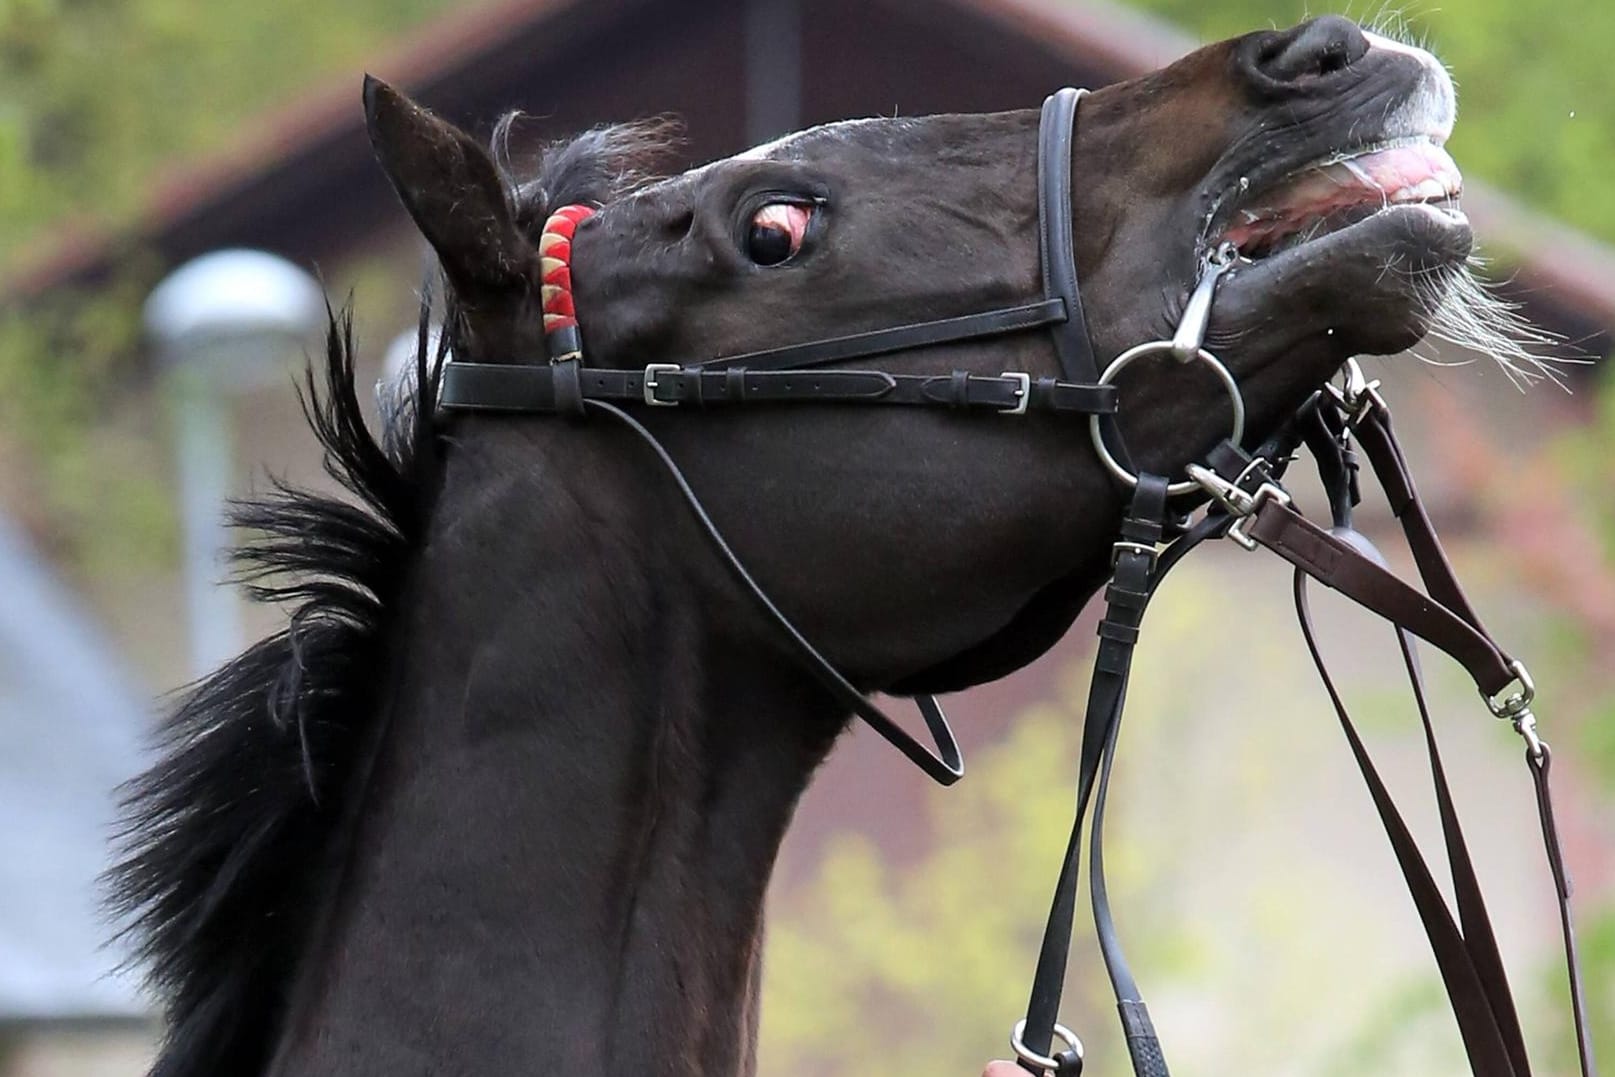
[436,90,1593,1077]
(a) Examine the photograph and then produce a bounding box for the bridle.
[436,90,1595,1077]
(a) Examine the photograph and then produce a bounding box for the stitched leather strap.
[694,298,1069,373]
[1017,475,1172,1075]
[1242,500,1518,694]
[439,362,1118,415]
[1297,563,1530,1077]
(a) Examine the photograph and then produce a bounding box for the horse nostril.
[1255,15,1368,83]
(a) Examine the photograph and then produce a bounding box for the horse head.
[117,17,1497,1077]
[364,15,1469,694]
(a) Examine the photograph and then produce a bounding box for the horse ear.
[363,75,536,299]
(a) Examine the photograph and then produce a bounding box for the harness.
[437,89,1595,1077]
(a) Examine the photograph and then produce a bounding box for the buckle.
[1111,540,1158,568]
[643,363,682,406]
[998,371,1031,415]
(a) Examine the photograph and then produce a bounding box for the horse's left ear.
[363,75,537,301]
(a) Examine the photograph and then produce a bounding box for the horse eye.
[745,202,812,265]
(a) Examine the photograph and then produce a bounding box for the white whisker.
[1415,251,1587,392]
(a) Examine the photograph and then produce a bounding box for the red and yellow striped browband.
[538,204,595,363]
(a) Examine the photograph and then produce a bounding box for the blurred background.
[1,0,1611,1073]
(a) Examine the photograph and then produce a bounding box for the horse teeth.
[1417,177,1449,201]
[1341,158,1380,190]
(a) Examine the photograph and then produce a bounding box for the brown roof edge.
[3,0,592,300]
[10,0,1615,338]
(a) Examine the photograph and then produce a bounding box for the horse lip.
[1200,49,1458,249]
[1202,132,1457,252]
[1207,202,1473,367]
[1214,139,1462,257]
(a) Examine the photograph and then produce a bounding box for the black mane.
[106,118,673,1077]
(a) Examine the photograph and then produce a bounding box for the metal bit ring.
[1089,340,1246,496]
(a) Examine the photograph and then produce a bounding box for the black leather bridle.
[442,88,1115,786]
[436,89,1595,1077]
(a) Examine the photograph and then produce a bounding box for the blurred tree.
[0,0,466,253]
[0,0,464,575]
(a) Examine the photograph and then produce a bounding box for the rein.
[434,89,1595,1077]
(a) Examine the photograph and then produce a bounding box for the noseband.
[436,90,1593,1077]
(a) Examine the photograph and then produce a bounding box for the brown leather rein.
[1013,357,1596,1077]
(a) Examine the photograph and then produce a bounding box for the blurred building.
[0,514,154,1073]
[4,0,1614,1074]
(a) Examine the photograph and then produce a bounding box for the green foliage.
[759,704,1138,1076]
[0,0,463,252]
[0,270,176,574]
[1128,0,1615,247]
[0,0,462,577]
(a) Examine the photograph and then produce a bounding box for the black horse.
[112,16,1491,1077]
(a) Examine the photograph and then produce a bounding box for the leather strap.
[1271,393,1594,1077]
[1529,746,1599,1077]
[1038,88,1131,482]
[1036,90,1099,386]
[694,298,1069,373]
[1017,475,1171,1074]
[1242,500,1518,695]
[1296,564,1530,1076]
[439,361,1118,415]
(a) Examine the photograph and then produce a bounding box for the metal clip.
[1185,461,1292,550]
[1483,660,1544,760]
[1171,242,1238,362]
[1484,659,1536,719]
[1227,484,1291,550]
[1187,462,1256,515]
[1513,710,1546,761]
[1010,1019,1084,1073]
[1325,358,1386,427]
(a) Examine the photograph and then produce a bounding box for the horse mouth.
[1216,138,1465,260]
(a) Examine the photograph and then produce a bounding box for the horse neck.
[269,424,842,1077]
